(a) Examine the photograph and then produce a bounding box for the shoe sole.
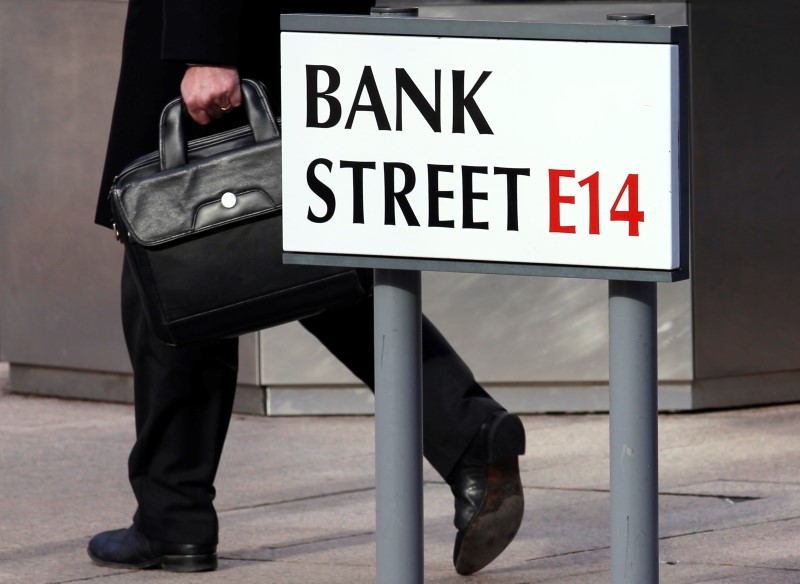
[453,456,524,576]
[88,550,218,573]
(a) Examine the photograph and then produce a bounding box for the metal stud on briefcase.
[108,79,371,346]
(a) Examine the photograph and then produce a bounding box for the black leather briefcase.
[108,79,372,346]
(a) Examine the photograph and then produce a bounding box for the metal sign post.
[609,280,659,583]
[373,268,423,584]
[607,16,662,584]
[280,13,689,584]
[369,9,425,584]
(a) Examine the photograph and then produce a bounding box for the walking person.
[88,0,526,576]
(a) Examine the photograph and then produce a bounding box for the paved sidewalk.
[2,362,800,583]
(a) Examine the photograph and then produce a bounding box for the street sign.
[281,25,683,274]
[281,15,689,584]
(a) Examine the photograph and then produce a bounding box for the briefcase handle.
[159,78,280,170]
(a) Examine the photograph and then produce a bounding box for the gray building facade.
[1,0,799,415]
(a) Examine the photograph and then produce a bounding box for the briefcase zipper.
[114,125,255,182]
[109,123,269,244]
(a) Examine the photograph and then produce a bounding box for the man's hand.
[181,65,242,125]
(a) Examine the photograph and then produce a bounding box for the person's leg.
[300,295,525,574]
[301,296,498,477]
[88,260,238,572]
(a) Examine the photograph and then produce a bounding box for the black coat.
[96,0,374,228]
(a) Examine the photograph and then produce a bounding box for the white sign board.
[281,31,680,271]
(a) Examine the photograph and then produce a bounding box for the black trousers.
[121,260,505,545]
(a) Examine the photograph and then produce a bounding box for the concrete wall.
[1,0,797,415]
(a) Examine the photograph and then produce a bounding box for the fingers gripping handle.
[159,79,280,170]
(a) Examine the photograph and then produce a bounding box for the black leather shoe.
[450,411,525,576]
[87,527,217,572]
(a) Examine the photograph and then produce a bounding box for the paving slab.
[3,372,800,583]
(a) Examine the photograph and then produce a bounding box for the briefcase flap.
[112,138,282,246]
